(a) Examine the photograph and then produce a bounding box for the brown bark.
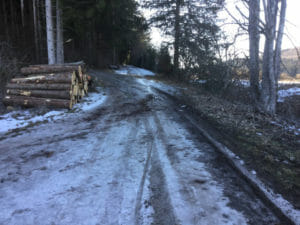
[21,64,85,75]
[6,83,71,90]
[11,72,76,84]
[3,95,73,109]
[6,89,72,100]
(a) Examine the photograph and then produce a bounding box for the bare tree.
[259,0,287,114]
[274,0,286,84]
[45,0,56,64]
[231,0,287,115]
[56,0,64,64]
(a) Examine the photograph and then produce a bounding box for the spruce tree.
[144,0,224,77]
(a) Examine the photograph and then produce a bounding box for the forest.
[0,0,297,115]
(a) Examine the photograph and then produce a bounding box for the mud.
[0,70,283,225]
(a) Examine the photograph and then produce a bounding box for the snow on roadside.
[239,80,300,87]
[277,87,300,102]
[136,77,178,95]
[236,80,300,102]
[0,110,65,133]
[0,88,107,134]
[114,65,155,76]
[73,89,107,112]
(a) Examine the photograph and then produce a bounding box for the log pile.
[3,62,89,109]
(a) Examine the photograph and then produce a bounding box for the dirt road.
[0,71,281,224]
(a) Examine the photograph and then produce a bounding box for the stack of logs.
[3,62,89,109]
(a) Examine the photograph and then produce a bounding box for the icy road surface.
[0,71,281,225]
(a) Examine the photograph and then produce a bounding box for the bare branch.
[284,33,300,60]
[224,7,248,32]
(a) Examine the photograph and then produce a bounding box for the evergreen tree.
[61,0,148,66]
[144,0,224,78]
[157,44,172,74]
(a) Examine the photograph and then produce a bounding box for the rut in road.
[100,119,139,224]
[0,71,283,225]
[134,119,154,225]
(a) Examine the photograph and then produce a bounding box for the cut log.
[28,61,85,67]
[4,62,89,110]
[21,65,84,75]
[77,66,84,83]
[83,74,89,94]
[6,83,71,90]
[6,89,72,100]
[3,95,73,109]
[11,72,77,84]
[72,84,80,102]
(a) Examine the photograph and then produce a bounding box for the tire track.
[99,118,139,224]
[134,119,153,225]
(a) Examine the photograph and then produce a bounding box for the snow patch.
[0,88,107,134]
[239,80,250,87]
[73,90,107,112]
[114,65,155,76]
[238,80,300,102]
[136,78,178,95]
[0,110,65,134]
[277,87,300,102]
[149,113,249,225]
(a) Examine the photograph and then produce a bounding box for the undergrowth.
[148,74,300,209]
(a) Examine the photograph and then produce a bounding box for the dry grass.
[148,75,300,208]
[183,87,300,208]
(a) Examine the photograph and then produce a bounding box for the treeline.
[0,0,224,74]
[0,0,291,115]
[0,0,155,68]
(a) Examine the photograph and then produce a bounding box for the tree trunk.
[173,0,181,78]
[32,0,40,62]
[3,95,73,109]
[6,83,71,90]
[37,0,43,61]
[56,0,64,64]
[6,89,72,100]
[10,0,18,42]
[20,0,25,27]
[274,0,287,85]
[45,0,56,64]
[248,0,260,103]
[2,0,9,40]
[259,0,279,115]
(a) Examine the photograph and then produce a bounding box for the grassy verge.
[149,75,300,209]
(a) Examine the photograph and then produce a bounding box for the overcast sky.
[143,0,300,54]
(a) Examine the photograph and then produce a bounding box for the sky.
[143,0,300,54]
